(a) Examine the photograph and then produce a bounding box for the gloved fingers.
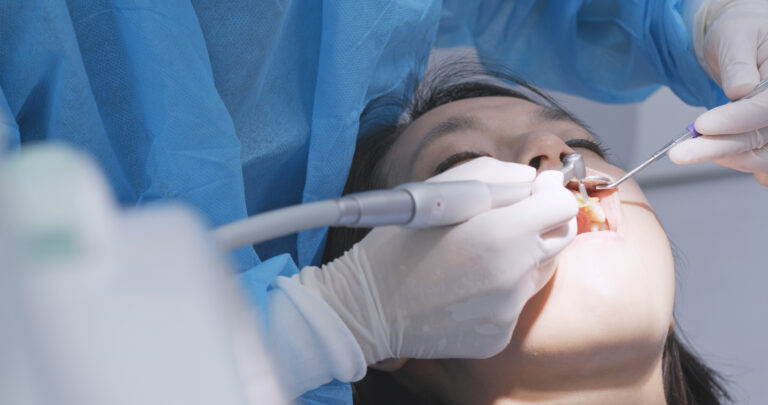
[538,216,577,262]
[497,181,577,236]
[754,172,768,186]
[427,156,536,184]
[528,258,557,297]
[711,145,768,173]
[531,169,564,194]
[694,90,768,135]
[759,39,768,79]
[707,20,761,100]
[668,127,768,165]
[529,170,577,258]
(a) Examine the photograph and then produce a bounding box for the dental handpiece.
[213,180,533,250]
[214,155,589,251]
[559,153,589,200]
[330,153,587,228]
[595,77,768,190]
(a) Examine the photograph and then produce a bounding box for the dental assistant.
[0,0,766,403]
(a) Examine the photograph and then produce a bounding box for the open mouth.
[566,176,620,235]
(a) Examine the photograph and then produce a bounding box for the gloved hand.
[301,157,577,364]
[266,157,578,397]
[669,0,768,185]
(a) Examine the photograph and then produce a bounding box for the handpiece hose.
[212,180,532,251]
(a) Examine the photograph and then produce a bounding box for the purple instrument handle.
[686,123,702,138]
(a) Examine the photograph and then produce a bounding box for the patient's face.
[379,97,675,399]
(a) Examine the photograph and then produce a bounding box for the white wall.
[554,88,768,404]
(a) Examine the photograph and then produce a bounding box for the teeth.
[572,190,608,232]
[584,198,606,223]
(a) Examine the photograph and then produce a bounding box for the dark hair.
[323,60,731,405]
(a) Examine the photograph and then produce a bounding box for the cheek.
[531,228,673,351]
[497,197,675,375]
[557,206,675,326]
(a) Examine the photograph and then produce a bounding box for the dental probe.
[595,77,768,190]
[214,154,588,251]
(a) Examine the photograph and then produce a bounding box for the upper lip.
[565,168,621,233]
[564,170,617,192]
[565,179,602,194]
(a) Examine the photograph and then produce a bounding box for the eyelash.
[433,139,607,175]
[565,138,607,158]
[434,151,488,175]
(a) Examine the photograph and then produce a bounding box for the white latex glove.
[266,157,577,397]
[669,0,768,185]
[307,158,577,362]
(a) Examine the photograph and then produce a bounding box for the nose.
[514,132,575,172]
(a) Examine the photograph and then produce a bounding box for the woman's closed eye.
[433,139,605,176]
[565,138,607,158]
[434,151,489,175]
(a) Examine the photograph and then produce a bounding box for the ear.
[369,358,410,372]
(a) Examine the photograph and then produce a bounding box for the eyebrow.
[535,107,577,124]
[409,115,485,165]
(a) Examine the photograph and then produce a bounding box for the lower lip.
[574,229,622,243]
[598,189,621,234]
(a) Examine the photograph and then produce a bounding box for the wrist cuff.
[266,274,366,398]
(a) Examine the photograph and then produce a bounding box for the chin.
[484,176,676,387]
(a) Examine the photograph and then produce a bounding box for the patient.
[322,62,731,405]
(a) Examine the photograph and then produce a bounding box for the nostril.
[528,156,542,169]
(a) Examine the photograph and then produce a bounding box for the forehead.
[392,96,587,158]
[404,96,542,139]
[396,97,580,154]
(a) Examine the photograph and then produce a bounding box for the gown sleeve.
[437,0,727,108]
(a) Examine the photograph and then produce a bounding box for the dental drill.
[213,153,588,251]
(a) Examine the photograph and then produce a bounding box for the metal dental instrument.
[215,154,590,251]
[595,77,768,190]
[213,179,533,251]
[560,153,589,200]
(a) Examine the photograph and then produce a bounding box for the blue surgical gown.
[0,0,726,403]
